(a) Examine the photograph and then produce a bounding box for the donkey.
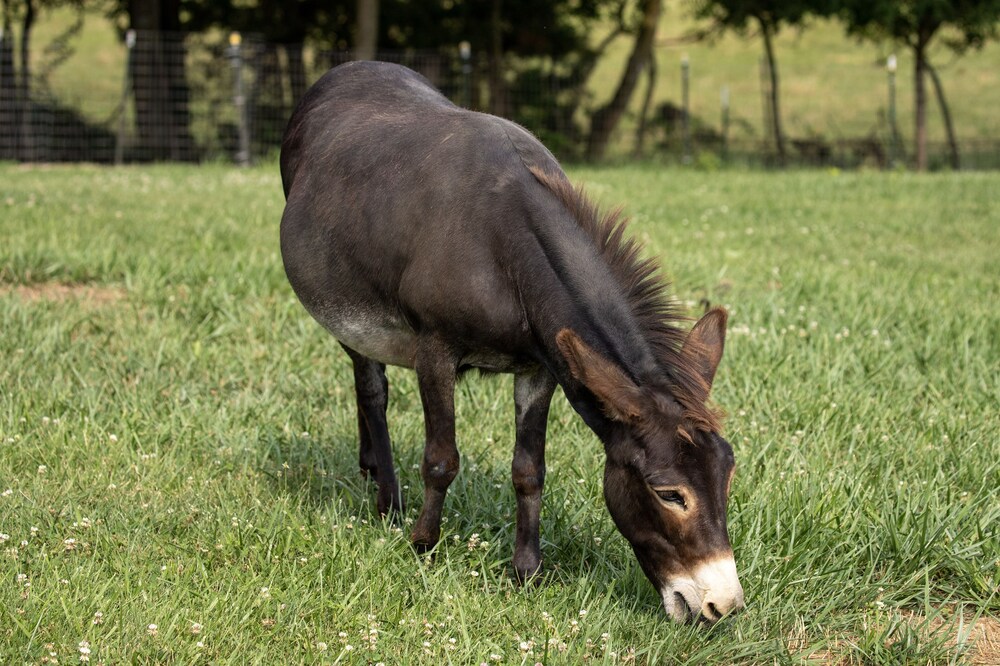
[279,61,744,623]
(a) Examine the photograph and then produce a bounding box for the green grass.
[1,163,998,664]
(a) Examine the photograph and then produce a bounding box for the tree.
[381,0,621,146]
[1,0,39,159]
[839,0,1000,170]
[691,0,832,164]
[586,0,662,161]
[0,0,22,158]
[0,0,81,159]
[118,0,197,160]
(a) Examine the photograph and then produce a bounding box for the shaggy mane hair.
[529,166,724,434]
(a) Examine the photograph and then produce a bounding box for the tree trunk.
[0,0,17,158]
[925,59,959,170]
[586,0,662,161]
[15,0,33,159]
[913,40,927,171]
[634,51,657,157]
[759,17,785,164]
[487,0,509,118]
[128,0,194,161]
[355,0,378,61]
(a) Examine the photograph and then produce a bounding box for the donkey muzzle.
[660,554,745,624]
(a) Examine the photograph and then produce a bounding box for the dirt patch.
[918,611,1000,665]
[785,611,999,664]
[0,282,126,306]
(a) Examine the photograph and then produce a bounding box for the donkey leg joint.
[422,456,459,489]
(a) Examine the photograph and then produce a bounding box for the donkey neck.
[512,188,662,437]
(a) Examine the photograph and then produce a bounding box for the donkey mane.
[529,166,723,434]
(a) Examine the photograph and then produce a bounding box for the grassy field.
[1,163,999,664]
[25,5,1000,153]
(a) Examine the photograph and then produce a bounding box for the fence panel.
[0,30,997,168]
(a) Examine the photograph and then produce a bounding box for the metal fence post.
[681,54,691,164]
[227,31,250,167]
[887,54,898,169]
[115,29,136,166]
[459,41,472,108]
[721,85,730,161]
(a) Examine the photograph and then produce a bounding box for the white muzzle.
[660,554,745,623]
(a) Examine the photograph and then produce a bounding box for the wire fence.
[1,29,998,168]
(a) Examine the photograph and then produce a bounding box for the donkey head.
[556,309,744,623]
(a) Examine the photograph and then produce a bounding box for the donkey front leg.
[410,339,459,551]
[511,369,556,582]
[342,344,402,516]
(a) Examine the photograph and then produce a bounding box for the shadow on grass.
[255,429,382,514]
[253,428,696,621]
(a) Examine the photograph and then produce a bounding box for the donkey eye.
[656,490,686,508]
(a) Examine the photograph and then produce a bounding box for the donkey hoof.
[513,556,543,585]
[376,487,404,517]
[410,524,439,554]
[411,538,437,556]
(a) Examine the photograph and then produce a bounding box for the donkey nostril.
[703,596,744,622]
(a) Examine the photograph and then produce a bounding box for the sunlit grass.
[1,163,998,663]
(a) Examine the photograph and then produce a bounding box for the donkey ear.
[556,329,645,423]
[681,308,728,391]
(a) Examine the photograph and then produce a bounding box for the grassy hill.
[23,4,1000,159]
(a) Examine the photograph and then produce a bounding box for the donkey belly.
[309,300,419,368]
[310,300,531,373]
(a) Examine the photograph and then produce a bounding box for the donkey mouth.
[661,584,701,623]
[673,591,696,621]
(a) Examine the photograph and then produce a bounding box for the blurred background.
[0,0,997,169]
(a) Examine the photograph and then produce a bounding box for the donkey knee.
[512,462,545,497]
[422,453,459,491]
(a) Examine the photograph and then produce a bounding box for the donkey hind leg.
[511,369,556,583]
[342,344,402,516]
[410,338,459,552]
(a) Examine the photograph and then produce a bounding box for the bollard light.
[887,54,897,73]
[229,31,242,48]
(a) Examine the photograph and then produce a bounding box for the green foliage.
[690,0,835,34]
[1,164,998,663]
[839,0,1000,53]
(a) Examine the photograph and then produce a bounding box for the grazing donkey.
[279,61,744,623]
